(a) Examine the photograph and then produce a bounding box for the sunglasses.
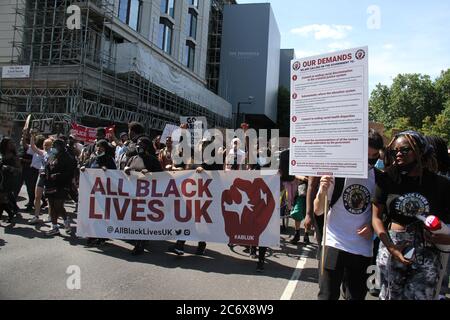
[389,147,412,157]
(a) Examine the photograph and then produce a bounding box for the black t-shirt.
[373,169,450,225]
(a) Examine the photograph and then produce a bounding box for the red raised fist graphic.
[221,178,275,246]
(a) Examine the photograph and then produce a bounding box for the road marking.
[280,246,312,300]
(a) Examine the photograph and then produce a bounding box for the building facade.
[218,3,280,129]
[0,0,235,139]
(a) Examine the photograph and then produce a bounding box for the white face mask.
[96,151,105,157]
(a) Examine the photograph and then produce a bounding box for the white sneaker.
[45,227,60,237]
[28,216,40,225]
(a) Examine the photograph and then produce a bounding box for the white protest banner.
[161,124,181,143]
[77,169,280,247]
[1,65,30,78]
[289,46,369,178]
[180,116,208,145]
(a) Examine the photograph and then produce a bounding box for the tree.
[435,69,450,105]
[389,74,441,129]
[369,84,391,125]
[369,72,446,131]
[386,117,414,139]
[421,100,450,145]
[277,86,290,137]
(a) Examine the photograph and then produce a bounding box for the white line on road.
[280,247,312,300]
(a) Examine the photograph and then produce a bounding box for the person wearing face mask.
[168,136,222,256]
[113,132,130,168]
[314,129,384,300]
[118,122,146,170]
[80,139,116,246]
[27,134,53,225]
[158,136,174,170]
[82,140,116,171]
[373,131,450,300]
[153,135,162,156]
[81,127,107,165]
[124,136,163,255]
[43,139,77,236]
[225,138,246,171]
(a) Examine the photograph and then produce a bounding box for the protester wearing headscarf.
[373,131,450,300]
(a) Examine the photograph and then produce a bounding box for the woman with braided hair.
[372,130,450,300]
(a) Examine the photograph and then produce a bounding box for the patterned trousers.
[377,229,442,300]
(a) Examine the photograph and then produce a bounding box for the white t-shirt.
[115,145,128,164]
[225,149,245,170]
[324,168,376,257]
[27,148,46,171]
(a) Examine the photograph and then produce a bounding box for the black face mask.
[399,161,418,175]
[368,158,379,167]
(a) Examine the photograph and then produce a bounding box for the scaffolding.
[0,0,231,138]
[206,0,236,94]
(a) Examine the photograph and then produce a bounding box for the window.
[161,0,175,18]
[184,43,195,70]
[188,12,197,39]
[119,0,128,23]
[128,0,140,30]
[158,22,173,54]
[118,0,141,31]
[189,0,199,8]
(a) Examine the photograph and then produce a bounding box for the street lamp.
[236,96,254,129]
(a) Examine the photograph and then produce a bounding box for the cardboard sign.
[161,124,181,144]
[31,118,54,134]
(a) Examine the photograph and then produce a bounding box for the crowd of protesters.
[1,121,450,300]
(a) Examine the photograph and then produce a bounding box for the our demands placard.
[77,170,280,247]
[290,47,369,178]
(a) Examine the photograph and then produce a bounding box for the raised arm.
[29,133,45,156]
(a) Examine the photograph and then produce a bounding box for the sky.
[238,0,450,92]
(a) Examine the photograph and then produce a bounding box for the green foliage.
[422,101,450,145]
[385,117,414,138]
[369,69,450,145]
[435,69,450,103]
[369,84,391,124]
